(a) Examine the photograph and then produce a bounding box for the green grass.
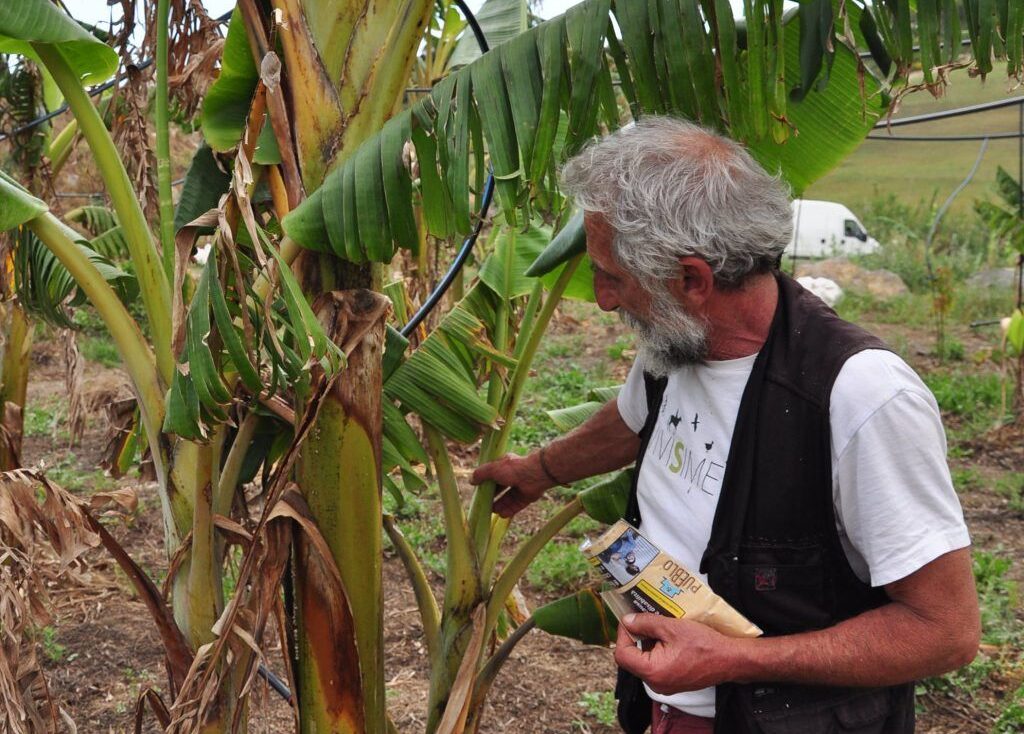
[807,68,1024,218]
[950,466,984,494]
[525,539,593,593]
[923,371,1002,416]
[972,550,1022,648]
[995,683,1024,734]
[576,691,617,728]
[81,334,121,368]
[24,402,66,438]
[46,453,113,493]
[834,289,934,326]
[994,473,1024,513]
[37,626,65,663]
[509,343,618,453]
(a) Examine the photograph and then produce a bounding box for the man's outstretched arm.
[614,546,980,693]
[471,398,640,517]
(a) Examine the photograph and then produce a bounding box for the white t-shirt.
[616,349,971,718]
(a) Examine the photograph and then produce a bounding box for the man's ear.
[666,257,714,308]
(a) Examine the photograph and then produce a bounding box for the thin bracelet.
[538,446,570,487]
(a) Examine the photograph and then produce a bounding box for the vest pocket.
[746,686,897,734]
[737,541,830,634]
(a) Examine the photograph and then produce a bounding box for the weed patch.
[81,335,121,368]
[576,691,617,728]
[509,345,617,452]
[526,540,593,594]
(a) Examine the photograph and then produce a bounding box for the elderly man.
[471,118,979,734]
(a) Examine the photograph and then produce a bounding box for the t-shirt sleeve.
[833,387,971,588]
[616,358,648,435]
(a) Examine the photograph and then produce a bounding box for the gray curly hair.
[560,117,792,289]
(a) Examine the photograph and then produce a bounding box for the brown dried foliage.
[0,470,136,733]
[61,330,85,446]
[142,0,224,121]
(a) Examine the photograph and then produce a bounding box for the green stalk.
[0,301,31,470]
[216,412,259,517]
[424,425,482,733]
[184,438,223,648]
[467,301,510,556]
[514,280,545,361]
[498,256,582,422]
[479,515,508,584]
[46,118,78,176]
[155,0,176,280]
[468,617,537,729]
[467,255,584,578]
[484,496,584,637]
[383,513,440,660]
[32,43,174,387]
[27,213,164,456]
[425,425,479,614]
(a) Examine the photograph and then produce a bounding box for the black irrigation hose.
[399,0,494,338]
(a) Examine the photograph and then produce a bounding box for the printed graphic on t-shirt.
[644,392,727,500]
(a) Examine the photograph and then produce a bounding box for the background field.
[808,69,1024,218]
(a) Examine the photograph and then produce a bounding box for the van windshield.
[844,219,867,241]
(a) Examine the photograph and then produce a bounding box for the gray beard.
[619,300,709,377]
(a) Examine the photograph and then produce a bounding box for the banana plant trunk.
[295,289,389,733]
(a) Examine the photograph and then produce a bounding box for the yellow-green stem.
[27,214,164,462]
[46,118,78,176]
[383,513,440,660]
[184,437,223,648]
[425,425,478,613]
[468,255,584,574]
[32,44,174,387]
[295,291,388,734]
[485,496,584,637]
[0,301,31,470]
[479,515,508,584]
[216,412,259,517]
[155,0,176,280]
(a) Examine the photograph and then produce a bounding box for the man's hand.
[613,614,740,694]
[471,452,551,518]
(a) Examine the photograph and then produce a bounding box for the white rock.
[797,276,844,307]
[194,243,212,265]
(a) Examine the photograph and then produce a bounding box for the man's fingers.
[492,488,527,518]
[470,464,495,485]
[613,627,649,676]
[621,612,671,640]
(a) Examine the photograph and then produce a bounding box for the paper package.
[581,519,762,638]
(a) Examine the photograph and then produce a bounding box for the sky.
[65,0,752,30]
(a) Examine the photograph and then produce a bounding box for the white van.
[785,200,880,258]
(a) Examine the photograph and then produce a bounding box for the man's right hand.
[470,452,552,518]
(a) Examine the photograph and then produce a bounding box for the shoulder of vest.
[767,274,889,408]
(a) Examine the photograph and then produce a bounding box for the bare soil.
[25,308,1024,733]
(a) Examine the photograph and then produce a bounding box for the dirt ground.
[24,305,1024,733]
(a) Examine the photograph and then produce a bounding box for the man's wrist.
[537,445,571,488]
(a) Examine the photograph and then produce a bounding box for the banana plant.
[2,0,1024,733]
